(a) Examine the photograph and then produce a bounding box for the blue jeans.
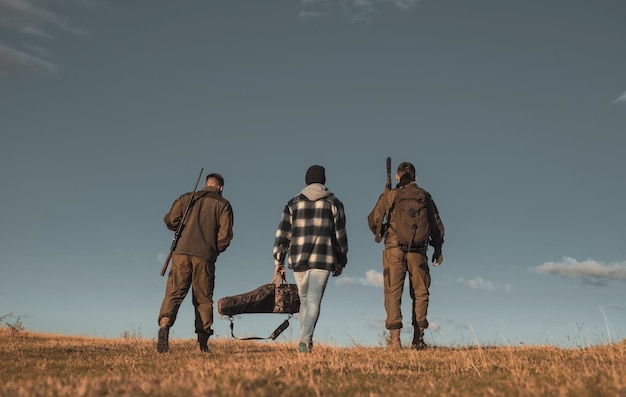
[293,268,330,347]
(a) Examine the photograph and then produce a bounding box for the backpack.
[393,185,430,250]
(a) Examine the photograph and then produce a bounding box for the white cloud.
[0,42,58,76]
[535,257,626,286]
[299,0,419,22]
[0,0,90,77]
[457,276,512,292]
[0,0,71,33]
[336,269,383,287]
[392,0,419,11]
[612,90,626,105]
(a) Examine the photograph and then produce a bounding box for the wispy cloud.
[392,0,420,11]
[611,90,626,105]
[0,42,58,76]
[534,257,626,286]
[299,0,419,23]
[336,269,383,287]
[457,276,512,292]
[0,0,91,77]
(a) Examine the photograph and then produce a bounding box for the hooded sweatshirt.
[273,183,348,272]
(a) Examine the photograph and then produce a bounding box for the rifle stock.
[160,168,204,276]
[160,251,173,277]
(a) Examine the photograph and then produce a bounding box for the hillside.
[1,328,624,396]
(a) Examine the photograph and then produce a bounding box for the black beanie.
[305,165,326,185]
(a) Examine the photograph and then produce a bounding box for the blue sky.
[1,0,625,348]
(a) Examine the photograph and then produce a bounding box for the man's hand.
[332,265,344,277]
[431,247,443,266]
[275,263,286,276]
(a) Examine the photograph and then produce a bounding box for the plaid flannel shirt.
[273,185,348,272]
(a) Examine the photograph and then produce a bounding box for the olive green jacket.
[164,186,234,261]
[367,182,444,249]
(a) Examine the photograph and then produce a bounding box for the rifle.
[385,156,392,191]
[160,168,204,276]
[373,157,392,242]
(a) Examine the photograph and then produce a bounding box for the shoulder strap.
[227,316,292,341]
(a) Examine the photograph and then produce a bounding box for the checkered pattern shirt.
[274,187,348,272]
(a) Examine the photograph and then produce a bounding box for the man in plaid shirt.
[273,165,348,353]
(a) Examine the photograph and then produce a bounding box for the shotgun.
[160,168,204,276]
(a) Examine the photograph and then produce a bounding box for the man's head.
[206,173,225,191]
[305,165,326,185]
[396,162,416,183]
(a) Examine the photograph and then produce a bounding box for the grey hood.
[301,183,332,201]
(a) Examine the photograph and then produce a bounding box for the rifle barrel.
[385,156,392,190]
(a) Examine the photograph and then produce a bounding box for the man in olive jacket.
[157,173,234,353]
[368,162,444,350]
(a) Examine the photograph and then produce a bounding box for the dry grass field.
[1,328,624,397]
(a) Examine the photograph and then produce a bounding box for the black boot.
[410,327,427,350]
[198,332,211,352]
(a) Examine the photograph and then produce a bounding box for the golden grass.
[1,328,624,397]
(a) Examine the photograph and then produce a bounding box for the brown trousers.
[158,253,216,335]
[382,247,430,331]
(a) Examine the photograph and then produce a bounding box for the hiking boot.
[410,327,427,350]
[389,329,402,350]
[410,340,428,351]
[297,342,311,353]
[198,333,210,353]
[157,326,169,353]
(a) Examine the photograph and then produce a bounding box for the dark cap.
[305,165,326,185]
